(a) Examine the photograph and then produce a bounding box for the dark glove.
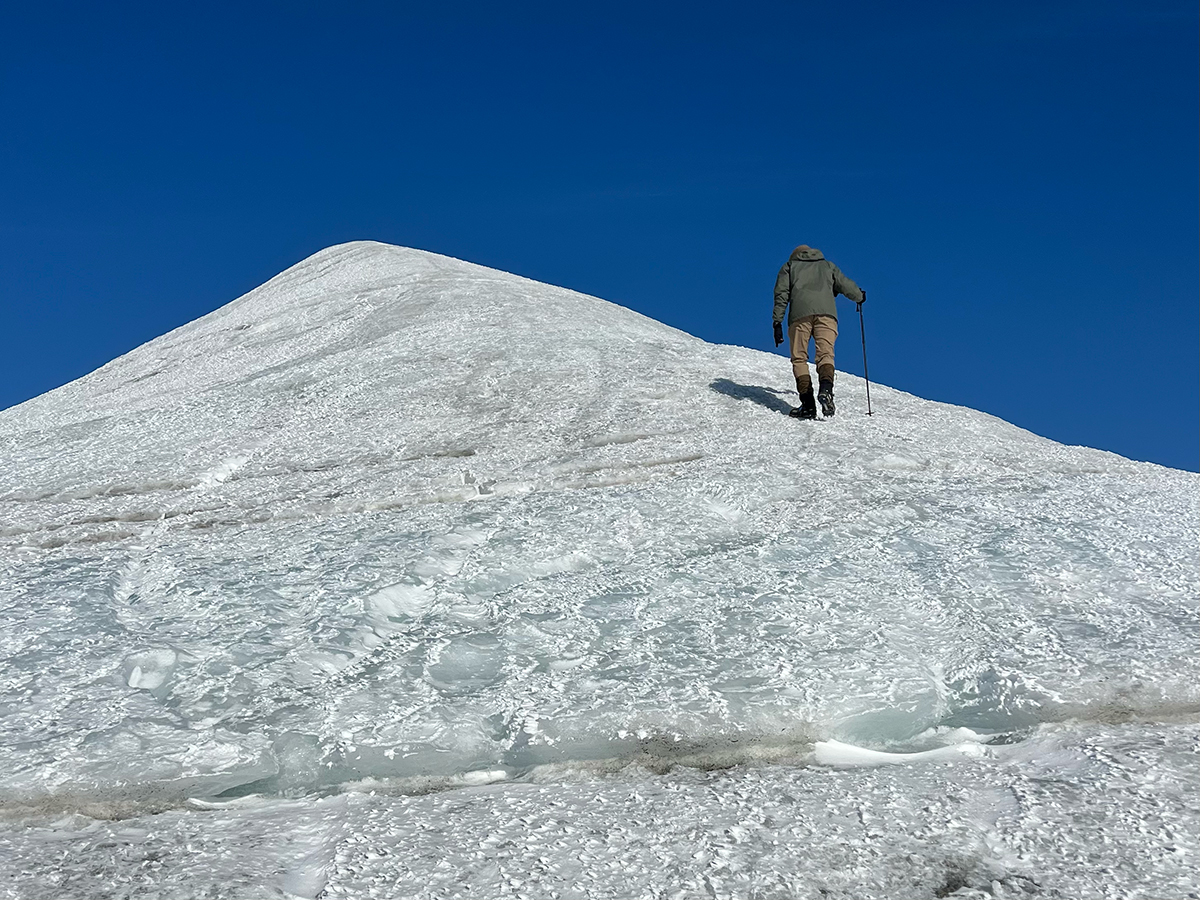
[773,322,784,346]
[857,289,867,308]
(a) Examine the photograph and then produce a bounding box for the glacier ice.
[0,241,1196,898]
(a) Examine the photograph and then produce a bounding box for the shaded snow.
[0,241,1196,898]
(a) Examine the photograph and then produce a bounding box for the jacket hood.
[790,245,825,262]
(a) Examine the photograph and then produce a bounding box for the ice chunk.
[197,455,248,487]
[123,649,178,690]
[813,738,989,768]
[368,583,432,619]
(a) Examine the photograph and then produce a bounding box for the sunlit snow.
[1,242,1196,898]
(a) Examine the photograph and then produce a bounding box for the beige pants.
[789,315,838,392]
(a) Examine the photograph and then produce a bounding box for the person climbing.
[772,245,865,419]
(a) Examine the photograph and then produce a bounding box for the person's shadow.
[709,378,795,416]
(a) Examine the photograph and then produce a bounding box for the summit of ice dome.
[1,241,685,429]
[0,242,1197,898]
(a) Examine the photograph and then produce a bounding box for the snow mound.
[0,240,1196,814]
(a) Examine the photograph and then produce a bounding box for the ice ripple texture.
[0,242,1197,898]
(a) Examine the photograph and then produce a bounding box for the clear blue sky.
[3,1,1197,471]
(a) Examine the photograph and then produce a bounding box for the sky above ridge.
[1,0,1197,471]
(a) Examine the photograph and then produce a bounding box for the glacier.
[0,241,1196,899]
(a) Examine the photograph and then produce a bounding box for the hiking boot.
[817,378,835,418]
[790,386,817,420]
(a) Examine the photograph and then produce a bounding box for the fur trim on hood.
[790,245,825,261]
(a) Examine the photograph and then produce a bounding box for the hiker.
[772,245,865,419]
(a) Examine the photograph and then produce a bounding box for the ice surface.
[0,241,1196,897]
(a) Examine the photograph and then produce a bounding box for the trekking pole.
[858,292,873,416]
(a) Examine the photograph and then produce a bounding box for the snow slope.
[1,241,1196,899]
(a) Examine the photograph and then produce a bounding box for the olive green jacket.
[772,246,863,324]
